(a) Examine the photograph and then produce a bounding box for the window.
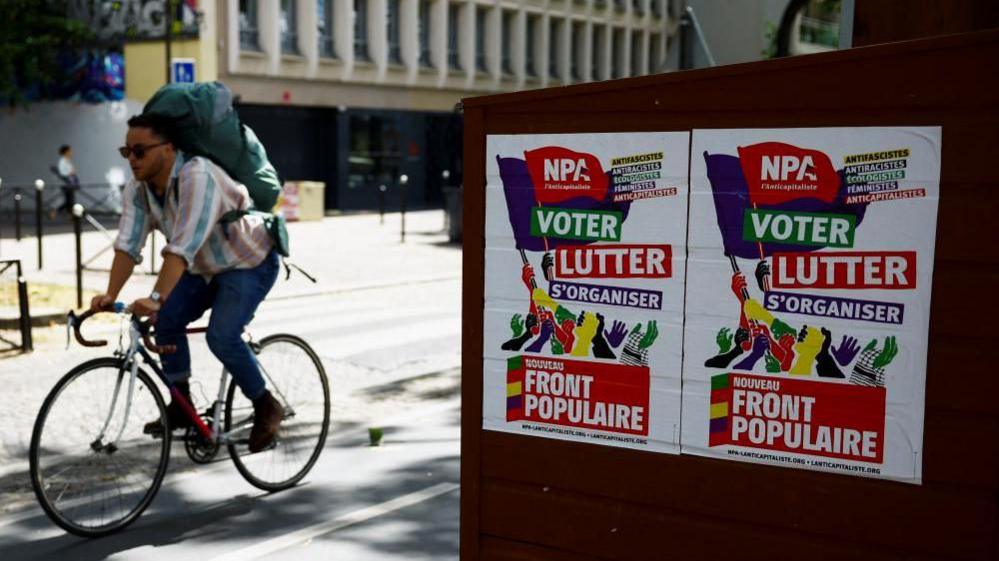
[591,25,604,80]
[318,0,335,58]
[239,0,260,51]
[354,0,370,60]
[613,28,626,78]
[548,19,558,79]
[501,11,514,75]
[280,0,298,54]
[633,0,644,16]
[419,0,433,67]
[387,0,402,63]
[631,32,643,75]
[613,0,625,11]
[570,22,584,81]
[475,7,488,73]
[651,0,661,17]
[447,3,460,70]
[649,32,661,71]
[525,15,538,77]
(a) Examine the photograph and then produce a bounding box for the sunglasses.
[119,141,169,160]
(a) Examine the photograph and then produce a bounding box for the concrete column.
[402,0,420,79]
[260,0,281,73]
[433,0,448,85]
[300,0,320,77]
[487,5,501,87]
[337,0,353,65]
[514,9,526,90]
[371,0,388,78]
[461,1,474,86]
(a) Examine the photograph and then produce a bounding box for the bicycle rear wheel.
[226,334,330,492]
[29,358,171,537]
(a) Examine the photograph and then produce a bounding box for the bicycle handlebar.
[68,303,177,355]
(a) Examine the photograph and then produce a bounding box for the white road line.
[207,482,459,561]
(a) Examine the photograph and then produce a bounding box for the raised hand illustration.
[590,313,617,359]
[571,312,600,357]
[815,327,845,378]
[521,263,536,290]
[510,314,525,338]
[716,327,734,354]
[525,317,555,353]
[541,252,555,282]
[733,333,769,371]
[831,334,861,367]
[705,327,749,368]
[502,313,538,351]
[765,352,781,373]
[743,298,775,326]
[731,272,749,302]
[552,340,564,355]
[754,260,770,292]
[850,337,898,387]
[553,318,576,354]
[789,326,824,376]
[621,321,659,367]
[605,320,628,349]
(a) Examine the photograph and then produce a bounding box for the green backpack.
[143,82,289,256]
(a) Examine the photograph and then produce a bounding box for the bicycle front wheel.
[226,334,330,492]
[29,358,171,537]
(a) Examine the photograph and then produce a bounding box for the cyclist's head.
[124,113,176,183]
[58,144,71,157]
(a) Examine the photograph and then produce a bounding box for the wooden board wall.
[461,30,999,561]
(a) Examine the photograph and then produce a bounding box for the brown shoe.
[248,391,284,453]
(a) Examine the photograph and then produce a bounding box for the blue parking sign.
[171,58,196,83]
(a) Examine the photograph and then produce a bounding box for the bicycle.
[28,303,331,537]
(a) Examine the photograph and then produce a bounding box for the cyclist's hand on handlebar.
[91,294,114,313]
[130,297,161,318]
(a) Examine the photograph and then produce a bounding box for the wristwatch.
[150,290,162,304]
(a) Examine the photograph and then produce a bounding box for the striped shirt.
[114,152,273,277]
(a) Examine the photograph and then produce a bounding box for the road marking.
[208,481,459,561]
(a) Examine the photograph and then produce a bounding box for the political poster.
[483,132,690,453]
[680,127,941,483]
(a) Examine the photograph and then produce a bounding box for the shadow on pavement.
[0,410,460,561]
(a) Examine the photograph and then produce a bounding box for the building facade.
[217,0,680,210]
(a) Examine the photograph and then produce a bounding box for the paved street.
[0,211,462,560]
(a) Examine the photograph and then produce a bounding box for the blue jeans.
[155,250,280,401]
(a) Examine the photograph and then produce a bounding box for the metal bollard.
[72,204,84,309]
[378,184,387,224]
[399,174,409,243]
[14,187,22,241]
[34,179,44,270]
[15,260,32,352]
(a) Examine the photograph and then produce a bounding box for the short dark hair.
[127,113,175,144]
[59,144,71,155]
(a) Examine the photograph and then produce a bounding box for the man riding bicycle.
[91,113,283,453]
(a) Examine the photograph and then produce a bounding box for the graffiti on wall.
[68,0,200,42]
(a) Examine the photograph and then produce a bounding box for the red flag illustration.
[737,142,839,206]
[524,146,609,205]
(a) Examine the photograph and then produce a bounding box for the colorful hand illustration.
[744,298,775,326]
[590,313,617,359]
[705,327,750,368]
[532,287,557,311]
[510,314,525,338]
[541,252,555,282]
[771,318,796,339]
[621,321,659,367]
[789,326,823,375]
[716,327,734,354]
[764,352,781,373]
[850,337,897,388]
[571,312,600,357]
[731,272,749,302]
[831,335,861,367]
[872,336,899,369]
[815,327,845,378]
[501,313,538,351]
[605,320,628,349]
[521,264,536,290]
[733,333,769,370]
[755,260,770,292]
[525,318,554,353]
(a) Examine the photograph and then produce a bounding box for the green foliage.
[0,0,95,107]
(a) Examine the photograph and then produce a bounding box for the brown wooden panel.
[925,335,997,416]
[481,536,608,561]
[462,29,999,561]
[461,105,487,560]
[854,0,999,47]
[481,480,953,561]
[479,431,996,559]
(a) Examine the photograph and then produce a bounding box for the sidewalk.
[0,209,461,306]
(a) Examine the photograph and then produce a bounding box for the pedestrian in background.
[54,144,80,218]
